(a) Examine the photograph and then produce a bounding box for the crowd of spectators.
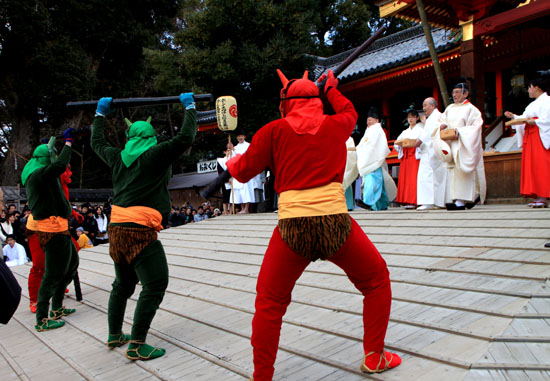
[2,197,224,263]
[167,201,222,227]
[69,202,111,247]
[1,200,112,265]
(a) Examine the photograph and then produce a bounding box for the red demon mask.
[277,69,326,135]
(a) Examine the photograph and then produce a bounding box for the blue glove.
[96,97,113,116]
[63,128,75,143]
[180,92,195,110]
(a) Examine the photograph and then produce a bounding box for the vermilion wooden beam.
[475,0,550,37]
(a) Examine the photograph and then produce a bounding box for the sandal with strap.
[50,306,76,320]
[533,202,547,208]
[126,341,166,361]
[360,350,402,373]
[35,318,65,332]
[106,333,131,349]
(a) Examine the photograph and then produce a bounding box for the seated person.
[76,227,93,249]
[194,206,209,223]
[3,234,28,267]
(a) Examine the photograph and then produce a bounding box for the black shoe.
[355,199,372,211]
[465,196,481,210]
[545,242,550,248]
[446,203,465,211]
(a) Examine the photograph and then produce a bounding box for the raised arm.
[226,125,273,184]
[318,70,358,136]
[43,132,73,179]
[152,93,197,167]
[90,97,122,167]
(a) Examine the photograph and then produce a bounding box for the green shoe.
[35,318,65,332]
[50,306,76,320]
[126,342,166,361]
[106,333,131,349]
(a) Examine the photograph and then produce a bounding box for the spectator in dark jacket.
[82,209,99,245]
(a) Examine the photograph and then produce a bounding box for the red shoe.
[360,350,402,373]
[30,302,37,313]
[65,288,69,293]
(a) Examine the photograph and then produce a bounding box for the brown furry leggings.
[108,225,157,264]
[277,213,352,261]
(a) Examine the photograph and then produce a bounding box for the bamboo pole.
[415,0,450,108]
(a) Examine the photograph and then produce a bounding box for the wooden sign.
[197,160,218,174]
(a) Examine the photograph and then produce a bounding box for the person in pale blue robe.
[356,108,396,210]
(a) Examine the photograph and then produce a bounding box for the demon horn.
[277,69,289,88]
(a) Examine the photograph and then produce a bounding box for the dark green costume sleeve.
[26,145,72,220]
[46,144,72,177]
[147,109,197,167]
[90,110,197,218]
[90,116,121,168]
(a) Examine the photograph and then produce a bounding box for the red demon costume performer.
[226,70,401,380]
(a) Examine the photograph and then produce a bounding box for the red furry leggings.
[28,233,80,304]
[251,217,392,380]
[27,234,45,304]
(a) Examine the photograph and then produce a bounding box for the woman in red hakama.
[395,110,422,208]
[505,75,550,208]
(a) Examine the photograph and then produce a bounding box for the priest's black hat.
[234,128,246,136]
[367,107,380,120]
[453,82,469,92]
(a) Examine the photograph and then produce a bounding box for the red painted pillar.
[496,69,503,116]
[433,86,441,110]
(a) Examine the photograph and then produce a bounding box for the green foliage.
[173,0,316,146]
[0,0,182,185]
[0,0,411,185]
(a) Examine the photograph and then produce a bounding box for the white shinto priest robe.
[417,109,449,207]
[433,101,487,203]
[230,141,255,203]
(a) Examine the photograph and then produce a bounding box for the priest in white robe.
[230,130,255,213]
[505,73,550,208]
[356,108,396,210]
[415,97,449,210]
[433,83,486,210]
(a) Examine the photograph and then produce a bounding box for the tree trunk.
[0,117,34,186]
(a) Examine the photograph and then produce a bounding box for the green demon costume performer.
[22,131,79,331]
[91,94,197,360]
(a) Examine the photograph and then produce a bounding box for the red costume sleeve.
[226,124,274,184]
[326,87,358,137]
[227,88,358,193]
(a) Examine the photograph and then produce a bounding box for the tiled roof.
[197,110,217,125]
[168,171,219,190]
[313,25,458,82]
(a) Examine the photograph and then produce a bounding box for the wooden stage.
[2,205,550,380]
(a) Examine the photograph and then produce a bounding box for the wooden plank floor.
[2,204,550,380]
